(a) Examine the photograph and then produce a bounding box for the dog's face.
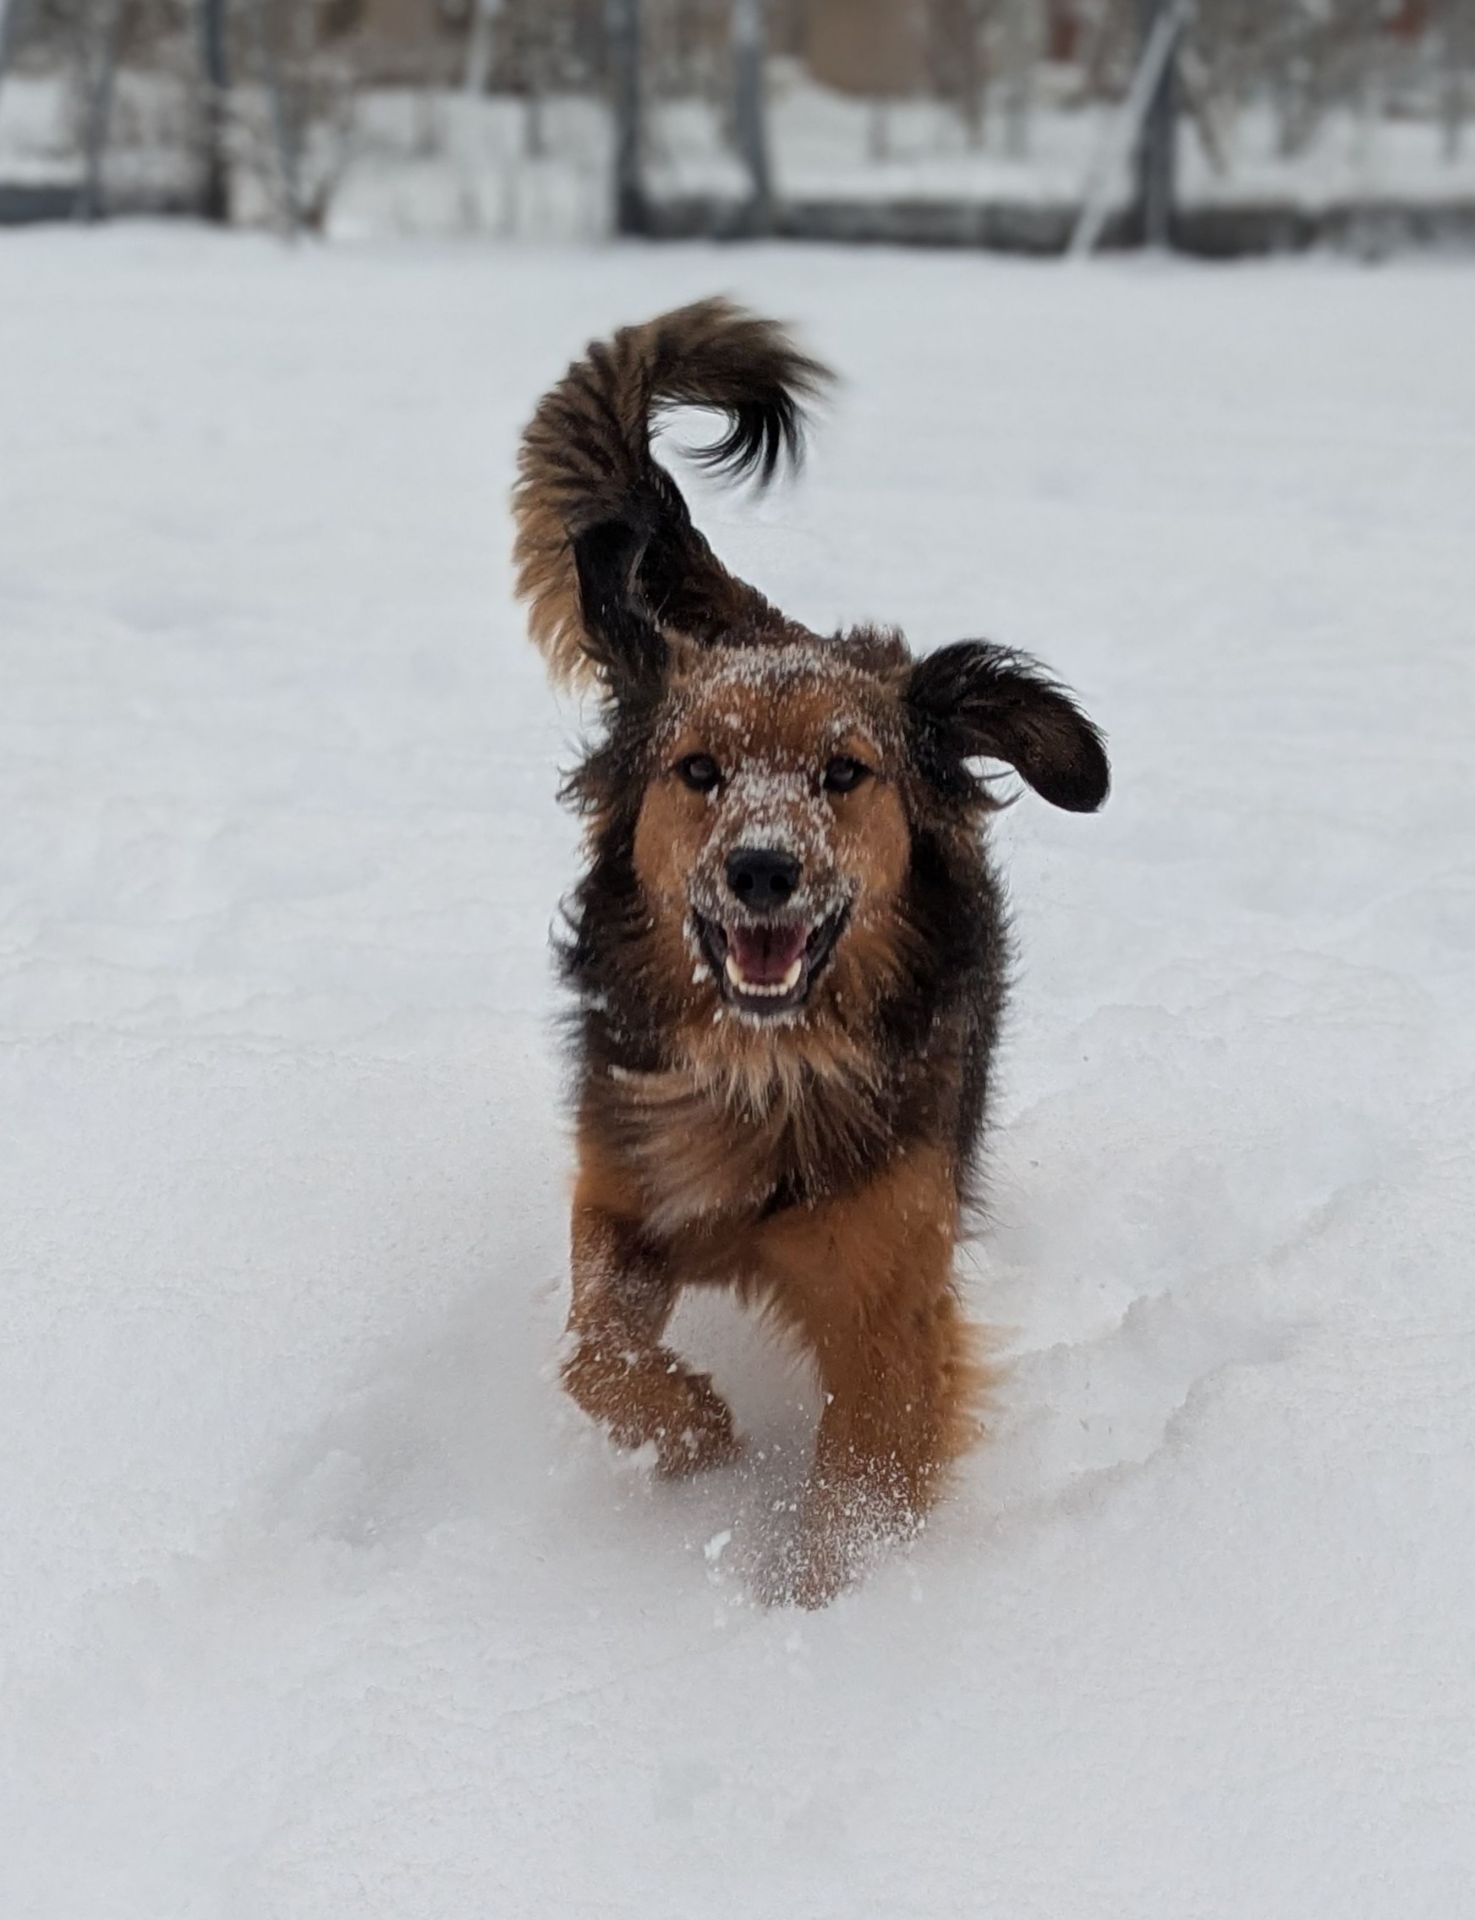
[634,644,914,1024]
[589,632,1109,1050]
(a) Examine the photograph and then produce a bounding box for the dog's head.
[636,639,910,1022]
[563,537,1108,1066]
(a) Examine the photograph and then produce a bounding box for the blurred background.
[1,0,1473,252]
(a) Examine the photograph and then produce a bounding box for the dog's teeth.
[724,952,805,998]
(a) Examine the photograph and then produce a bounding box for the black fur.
[907,642,1110,813]
[684,386,810,486]
[571,519,668,694]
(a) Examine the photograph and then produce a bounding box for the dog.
[512,299,1109,1606]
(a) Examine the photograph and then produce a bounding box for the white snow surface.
[2,229,1473,1919]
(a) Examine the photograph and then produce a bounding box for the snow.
[6,67,1474,238]
[2,227,1474,1919]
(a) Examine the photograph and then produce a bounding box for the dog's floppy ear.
[572,518,669,698]
[905,641,1109,812]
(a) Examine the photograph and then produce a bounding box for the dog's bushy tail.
[513,299,830,690]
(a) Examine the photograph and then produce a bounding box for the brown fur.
[512,298,826,688]
[512,303,1108,1605]
[567,1126,993,1606]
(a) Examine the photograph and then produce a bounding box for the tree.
[608,0,645,233]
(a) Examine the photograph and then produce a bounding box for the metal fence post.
[1134,0,1183,248]
[1068,0,1189,258]
[607,0,645,236]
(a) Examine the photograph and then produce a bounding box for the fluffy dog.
[513,300,1108,1605]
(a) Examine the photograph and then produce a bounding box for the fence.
[1,1,1473,249]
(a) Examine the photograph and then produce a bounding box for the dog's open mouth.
[695,910,848,1016]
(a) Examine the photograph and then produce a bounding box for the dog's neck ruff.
[603,1040,894,1237]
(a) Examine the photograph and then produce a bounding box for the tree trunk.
[1001,0,1035,160]
[198,0,231,223]
[607,0,645,234]
[1439,0,1467,161]
[0,0,28,96]
[78,0,127,222]
[732,0,772,227]
[464,0,500,96]
[255,0,303,234]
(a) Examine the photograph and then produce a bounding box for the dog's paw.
[762,1546,849,1610]
[755,1494,861,1609]
[563,1338,741,1475]
[652,1368,742,1478]
[757,1479,919,1608]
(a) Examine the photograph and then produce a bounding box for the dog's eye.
[822,756,871,795]
[675,753,722,793]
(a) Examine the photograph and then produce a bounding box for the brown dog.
[513,300,1108,1604]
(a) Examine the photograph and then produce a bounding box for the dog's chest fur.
[601,1045,907,1239]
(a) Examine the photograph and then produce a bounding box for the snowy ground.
[2,230,1473,1918]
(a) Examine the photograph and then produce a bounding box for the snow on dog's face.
[634,644,912,1026]
[564,625,1108,1073]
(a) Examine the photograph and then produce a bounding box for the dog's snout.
[726,847,801,914]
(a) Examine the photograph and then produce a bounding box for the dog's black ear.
[905,641,1109,812]
[572,518,669,698]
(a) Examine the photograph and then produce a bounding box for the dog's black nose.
[726,847,801,914]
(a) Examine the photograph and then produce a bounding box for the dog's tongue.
[729,923,807,985]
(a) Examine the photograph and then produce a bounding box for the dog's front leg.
[562,1193,740,1477]
[794,1280,976,1605]
[762,1149,984,1606]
